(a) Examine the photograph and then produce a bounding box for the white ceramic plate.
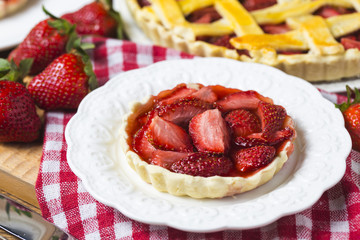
[0,0,93,51]
[115,0,360,93]
[66,58,351,232]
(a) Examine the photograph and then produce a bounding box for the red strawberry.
[62,1,124,38]
[133,124,156,162]
[235,127,294,147]
[27,52,98,111]
[8,9,76,75]
[0,59,41,142]
[209,85,242,99]
[257,101,287,139]
[216,90,273,112]
[150,150,191,169]
[233,145,276,173]
[341,37,360,50]
[157,98,213,125]
[191,86,218,102]
[336,86,360,151]
[189,109,230,153]
[156,84,197,106]
[170,153,233,177]
[225,109,261,137]
[146,116,193,152]
[241,0,277,11]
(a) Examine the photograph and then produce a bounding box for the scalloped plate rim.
[65,58,351,232]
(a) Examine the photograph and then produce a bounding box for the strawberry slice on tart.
[120,83,296,198]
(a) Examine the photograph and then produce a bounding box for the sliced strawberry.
[225,109,261,137]
[341,37,360,50]
[212,35,236,49]
[156,85,197,106]
[233,145,276,173]
[314,6,353,18]
[241,0,277,11]
[170,152,233,177]
[157,98,213,125]
[146,116,193,152]
[186,7,222,23]
[235,127,294,147]
[216,91,273,112]
[137,0,151,7]
[150,150,192,169]
[257,101,287,139]
[133,124,156,162]
[191,86,218,102]
[261,24,290,34]
[278,50,305,55]
[189,109,230,153]
[315,6,342,18]
[210,85,242,99]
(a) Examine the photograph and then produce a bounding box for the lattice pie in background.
[126,0,360,82]
[0,0,28,19]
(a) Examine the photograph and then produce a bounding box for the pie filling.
[123,83,295,179]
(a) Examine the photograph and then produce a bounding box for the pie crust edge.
[125,0,360,82]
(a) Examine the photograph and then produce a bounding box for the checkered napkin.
[35,37,360,240]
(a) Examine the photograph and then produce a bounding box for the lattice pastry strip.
[149,0,360,52]
[128,0,360,81]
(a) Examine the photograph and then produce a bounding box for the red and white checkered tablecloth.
[35,37,360,240]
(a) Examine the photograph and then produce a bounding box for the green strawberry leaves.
[335,85,360,112]
[0,58,33,83]
[43,6,76,36]
[0,59,11,78]
[100,0,126,39]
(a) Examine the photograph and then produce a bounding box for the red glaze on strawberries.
[129,83,295,178]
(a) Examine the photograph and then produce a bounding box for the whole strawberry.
[0,59,41,142]
[61,0,124,39]
[28,51,98,111]
[8,8,76,75]
[336,86,360,152]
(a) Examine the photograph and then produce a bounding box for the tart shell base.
[119,97,295,199]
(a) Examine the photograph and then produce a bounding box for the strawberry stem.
[0,59,11,78]
[102,0,126,39]
[43,6,76,37]
[71,42,98,90]
[0,59,33,84]
[335,85,360,112]
[42,5,59,19]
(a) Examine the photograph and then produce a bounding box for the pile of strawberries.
[0,0,124,143]
[131,84,295,177]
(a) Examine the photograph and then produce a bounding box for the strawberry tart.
[120,83,296,198]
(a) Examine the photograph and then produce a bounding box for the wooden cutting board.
[0,141,42,212]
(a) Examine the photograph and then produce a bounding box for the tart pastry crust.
[0,0,28,19]
[119,85,296,199]
[126,0,360,82]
